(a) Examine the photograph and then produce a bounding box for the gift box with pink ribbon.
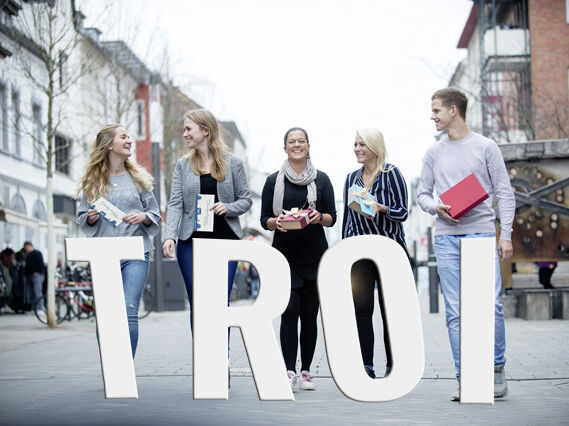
[280,207,312,230]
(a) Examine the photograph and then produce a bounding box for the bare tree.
[7,0,90,327]
[450,64,569,144]
[155,46,203,202]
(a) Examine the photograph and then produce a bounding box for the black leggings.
[280,279,320,372]
[351,259,392,369]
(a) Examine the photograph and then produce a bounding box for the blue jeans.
[434,233,506,378]
[120,252,150,357]
[26,273,44,309]
[176,239,238,329]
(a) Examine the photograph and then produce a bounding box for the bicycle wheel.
[34,295,69,324]
[73,292,95,320]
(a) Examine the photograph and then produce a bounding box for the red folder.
[439,173,489,219]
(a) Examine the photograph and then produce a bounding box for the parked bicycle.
[34,278,153,323]
[34,280,95,324]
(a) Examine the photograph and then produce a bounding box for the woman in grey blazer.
[162,109,252,331]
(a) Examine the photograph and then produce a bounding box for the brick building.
[450,0,569,143]
[528,0,569,140]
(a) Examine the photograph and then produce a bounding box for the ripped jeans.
[120,252,150,357]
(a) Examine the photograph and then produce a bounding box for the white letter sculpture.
[460,237,495,403]
[318,235,424,402]
[193,239,293,400]
[65,236,144,398]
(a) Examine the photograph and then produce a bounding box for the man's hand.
[498,239,513,262]
[436,204,459,224]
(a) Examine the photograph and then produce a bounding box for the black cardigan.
[260,170,336,273]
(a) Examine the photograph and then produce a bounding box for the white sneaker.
[286,370,297,390]
[298,370,315,390]
[494,366,508,398]
[451,385,459,401]
[38,310,47,322]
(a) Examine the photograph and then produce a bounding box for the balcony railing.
[484,27,530,72]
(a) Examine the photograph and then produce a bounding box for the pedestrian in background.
[342,128,409,380]
[23,242,45,312]
[247,264,260,299]
[0,248,15,310]
[261,127,336,390]
[417,88,515,401]
[76,124,161,358]
[536,261,557,289]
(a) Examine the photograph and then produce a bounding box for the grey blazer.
[163,154,252,242]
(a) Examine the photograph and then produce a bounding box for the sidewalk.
[1,281,568,426]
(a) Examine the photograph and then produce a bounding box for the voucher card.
[194,194,215,232]
[90,198,126,228]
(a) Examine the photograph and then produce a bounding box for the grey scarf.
[272,159,317,216]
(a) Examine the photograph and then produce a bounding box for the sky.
[79,0,472,197]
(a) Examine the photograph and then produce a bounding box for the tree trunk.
[46,75,56,328]
[46,175,56,328]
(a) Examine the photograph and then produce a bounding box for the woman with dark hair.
[342,128,408,379]
[261,127,336,390]
[76,124,161,358]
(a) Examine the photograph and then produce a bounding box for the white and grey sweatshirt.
[417,132,515,240]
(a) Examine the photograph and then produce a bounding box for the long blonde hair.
[357,128,391,184]
[76,124,153,202]
[185,109,228,181]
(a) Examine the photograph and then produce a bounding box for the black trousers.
[538,265,556,288]
[280,279,320,372]
[351,259,392,369]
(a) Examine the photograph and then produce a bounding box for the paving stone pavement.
[1,283,568,426]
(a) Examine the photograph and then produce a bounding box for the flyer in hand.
[194,194,215,232]
[90,198,126,228]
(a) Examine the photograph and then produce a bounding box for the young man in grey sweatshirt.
[417,88,515,401]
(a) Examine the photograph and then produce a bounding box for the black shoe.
[543,284,555,289]
[364,365,376,379]
[385,365,392,377]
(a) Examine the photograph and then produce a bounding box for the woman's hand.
[211,202,227,215]
[309,209,323,224]
[123,212,148,225]
[374,203,388,214]
[268,215,287,232]
[163,239,175,258]
[86,208,99,225]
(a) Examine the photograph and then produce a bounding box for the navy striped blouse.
[342,164,408,250]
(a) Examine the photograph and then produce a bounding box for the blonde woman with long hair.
[162,109,252,379]
[76,124,161,357]
[342,128,409,379]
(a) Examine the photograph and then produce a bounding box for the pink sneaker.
[298,370,315,390]
[286,370,297,389]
